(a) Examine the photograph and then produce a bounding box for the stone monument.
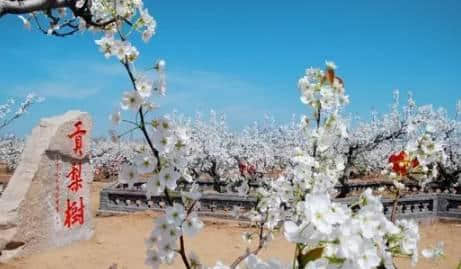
[0,111,94,261]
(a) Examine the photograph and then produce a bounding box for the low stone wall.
[343,181,459,195]
[118,179,460,196]
[99,184,257,220]
[98,184,461,221]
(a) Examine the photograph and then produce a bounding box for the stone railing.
[117,178,460,197]
[343,181,460,195]
[99,183,257,220]
[338,193,461,220]
[98,183,461,221]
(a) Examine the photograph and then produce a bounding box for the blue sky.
[1,0,460,137]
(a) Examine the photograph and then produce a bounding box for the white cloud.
[155,69,285,128]
[169,69,259,93]
[3,60,126,99]
[161,69,268,105]
[8,79,103,99]
[33,82,101,99]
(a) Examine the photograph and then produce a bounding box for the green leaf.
[298,247,324,268]
[326,256,346,265]
[457,260,461,269]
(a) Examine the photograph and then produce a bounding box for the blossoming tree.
[143,62,445,269]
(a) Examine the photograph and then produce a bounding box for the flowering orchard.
[1,94,459,195]
[0,0,459,268]
[341,91,461,191]
[64,93,461,195]
[1,96,460,192]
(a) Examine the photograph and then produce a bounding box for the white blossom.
[165,203,185,226]
[121,91,143,111]
[145,249,162,269]
[118,163,138,188]
[135,153,157,174]
[182,212,204,237]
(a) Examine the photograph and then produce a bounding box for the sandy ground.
[0,182,460,269]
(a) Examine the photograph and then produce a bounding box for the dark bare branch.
[0,0,69,17]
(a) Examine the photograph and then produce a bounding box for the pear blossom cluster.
[95,35,139,63]
[13,0,156,39]
[298,62,349,112]
[145,202,204,268]
[228,63,415,269]
[281,189,421,268]
[111,117,192,191]
[87,0,159,65]
[211,62,447,269]
[383,131,446,189]
[142,118,192,197]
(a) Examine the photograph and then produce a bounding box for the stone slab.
[0,111,94,261]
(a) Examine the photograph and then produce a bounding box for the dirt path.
[0,182,460,269]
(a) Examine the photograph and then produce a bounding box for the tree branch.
[0,0,69,17]
[230,224,265,269]
[390,189,401,223]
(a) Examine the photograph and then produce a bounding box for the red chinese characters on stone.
[64,197,85,228]
[63,121,88,229]
[66,161,83,192]
[68,121,87,156]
